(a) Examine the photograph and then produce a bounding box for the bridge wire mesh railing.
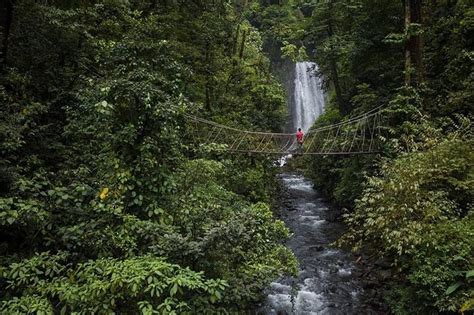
[184,106,387,155]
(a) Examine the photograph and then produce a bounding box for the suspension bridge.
[185,105,387,155]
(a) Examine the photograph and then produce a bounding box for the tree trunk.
[404,0,411,86]
[327,0,346,113]
[0,0,14,67]
[232,24,240,56]
[205,41,212,111]
[329,58,345,113]
[404,0,424,86]
[239,30,247,59]
[411,0,424,84]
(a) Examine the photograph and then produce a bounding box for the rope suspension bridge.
[185,106,387,156]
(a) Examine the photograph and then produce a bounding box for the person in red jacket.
[296,128,304,152]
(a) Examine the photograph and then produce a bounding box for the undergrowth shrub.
[340,128,473,313]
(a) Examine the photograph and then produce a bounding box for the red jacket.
[296,131,304,144]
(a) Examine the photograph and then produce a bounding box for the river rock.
[309,245,324,251]
[362,280,378,289]
[374,257,391,268]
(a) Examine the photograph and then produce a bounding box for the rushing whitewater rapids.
[258,173,379,314]
[259,62,382,314]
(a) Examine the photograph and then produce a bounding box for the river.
[258,172,384,314]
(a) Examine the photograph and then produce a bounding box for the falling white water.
[278,62,325,166]
[293,62,325,133]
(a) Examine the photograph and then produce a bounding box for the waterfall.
[277,61,325,166]
[292,62,325,133]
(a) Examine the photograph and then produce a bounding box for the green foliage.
[0,1,293,313]
[340,131,473,312]
[165,159,298,300]
[296,1,474,312]
[304,105,379,209]
[423,1,474,117]
[0,295,53,315]
[245,0,309,65]
[307,0,403,112]
[281,41,308,62]
[247,1,306,43]
[1,253,227,314]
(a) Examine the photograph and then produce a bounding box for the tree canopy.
[0,0,473,314]
[0,1,296,313]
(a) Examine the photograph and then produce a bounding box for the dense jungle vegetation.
[0,1,298,313]
[250,0,473,313]
[0,0,472,314]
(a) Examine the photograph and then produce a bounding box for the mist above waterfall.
[292,62,325,133]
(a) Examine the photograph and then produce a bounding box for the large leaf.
[445,282,462,295]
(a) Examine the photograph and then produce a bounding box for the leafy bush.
[340,131,473,313]
[1,253,227,314]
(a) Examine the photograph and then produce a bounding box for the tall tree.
[308,0,349,114]
[0,0,14,67]
[326,0,346,113]
[404,0,424,86]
